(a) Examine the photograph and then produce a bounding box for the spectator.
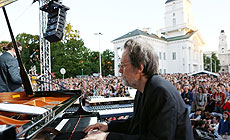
[181,85,193,114]
[195,86,207,111]
[218,111,230,136]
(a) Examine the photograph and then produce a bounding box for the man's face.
[119,50,138,88]
[18,46,22,54]
[196,110,201,115]
[12,46,22,56]
[213,117,217,123]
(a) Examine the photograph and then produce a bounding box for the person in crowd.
[191,84,199,112]
[212,87,225,113]
[195,86,207,111]
[189,109,202,128]
[196,120,209,132]
[190,109,202,121]
[176,84,182,94]
[82,39,193,140]
[223,85,230,98]
[0,41,23,92]
[181,85,194,114]
[218,111,230,136]
[223,96,230,112]
[209,115,220,138]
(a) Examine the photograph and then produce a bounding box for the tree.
[102,49,114,76]
[51,38,91,78]
[16,33,40,74]
[0,41,8,53]
[63,23,80,41]
[2,24,116,79]
[203,52,220,73]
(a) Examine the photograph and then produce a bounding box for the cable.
[68,115,82,140]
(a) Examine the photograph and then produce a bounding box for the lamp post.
[94,32,103,78]
[81,68,83,76]
[212,58,217,73]
[207,56,216,73]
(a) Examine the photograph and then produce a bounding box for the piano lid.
[0,0,17,8]
[1,1,34,95]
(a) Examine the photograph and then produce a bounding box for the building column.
[184,46,189,73]
[114,47,119,76]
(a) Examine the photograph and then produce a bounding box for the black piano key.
[54,117,96,140]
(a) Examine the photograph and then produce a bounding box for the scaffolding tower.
[39,0,51,91]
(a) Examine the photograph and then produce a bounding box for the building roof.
[166,30,196,41]
[165,0,191,4]
[112,29,196,42]
[188,70,219,78]
[165,0,176,4]
[112,29,161,42]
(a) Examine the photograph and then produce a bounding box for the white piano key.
[55,119,69,131]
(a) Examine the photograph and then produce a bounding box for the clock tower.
[160,0,196,38]
[218,30,227,54]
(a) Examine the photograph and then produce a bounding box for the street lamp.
[94,32,103,78]
[81,68,83,76]
[206,56,216,73]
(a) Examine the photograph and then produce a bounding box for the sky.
[0,0,230,52]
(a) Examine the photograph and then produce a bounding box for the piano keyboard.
[86,96,134,104]
[83,104,134,118]
[52,116,97,140]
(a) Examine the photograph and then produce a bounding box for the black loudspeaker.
[40,1,69,43]
[44,7,66,42]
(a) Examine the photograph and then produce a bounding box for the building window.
[222,69,225,72]
[160,69,162,73]
[164,69,166,73]
[159,52,162,60]
[163,53,166,60]
[172,52,176,60]
[173,18,176,26]
[173,13,175,16]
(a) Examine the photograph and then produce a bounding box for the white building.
[204,30,230,73]
[217,30,230,73]
[112,0,205,76]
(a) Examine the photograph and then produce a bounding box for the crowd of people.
[32,76,131,98]
[31,72,230,139]
[162,72,230,139]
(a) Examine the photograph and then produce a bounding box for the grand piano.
[0,1,99,139]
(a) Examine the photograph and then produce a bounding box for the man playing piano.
[82,39,194,140]
[0,41,23,92]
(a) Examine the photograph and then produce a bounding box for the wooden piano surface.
[0,90,81,127]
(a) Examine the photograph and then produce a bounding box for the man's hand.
[81,130,109,140]
[82,122,108,134]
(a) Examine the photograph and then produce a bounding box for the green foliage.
[16,33,40,74]
[51,39,91,78]
[102,49,114,76]
[63,23,80,41]
[203,52,220,73]
[0,41,9,53]
[1,24,115,79]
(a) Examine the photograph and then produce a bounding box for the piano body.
[0,1,98,139]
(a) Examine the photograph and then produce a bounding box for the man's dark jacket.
[107,75,194,140]
[0,52,23,92]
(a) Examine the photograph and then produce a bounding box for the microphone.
[30,50,38,59]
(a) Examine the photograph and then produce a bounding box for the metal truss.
[39,0,51,91]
